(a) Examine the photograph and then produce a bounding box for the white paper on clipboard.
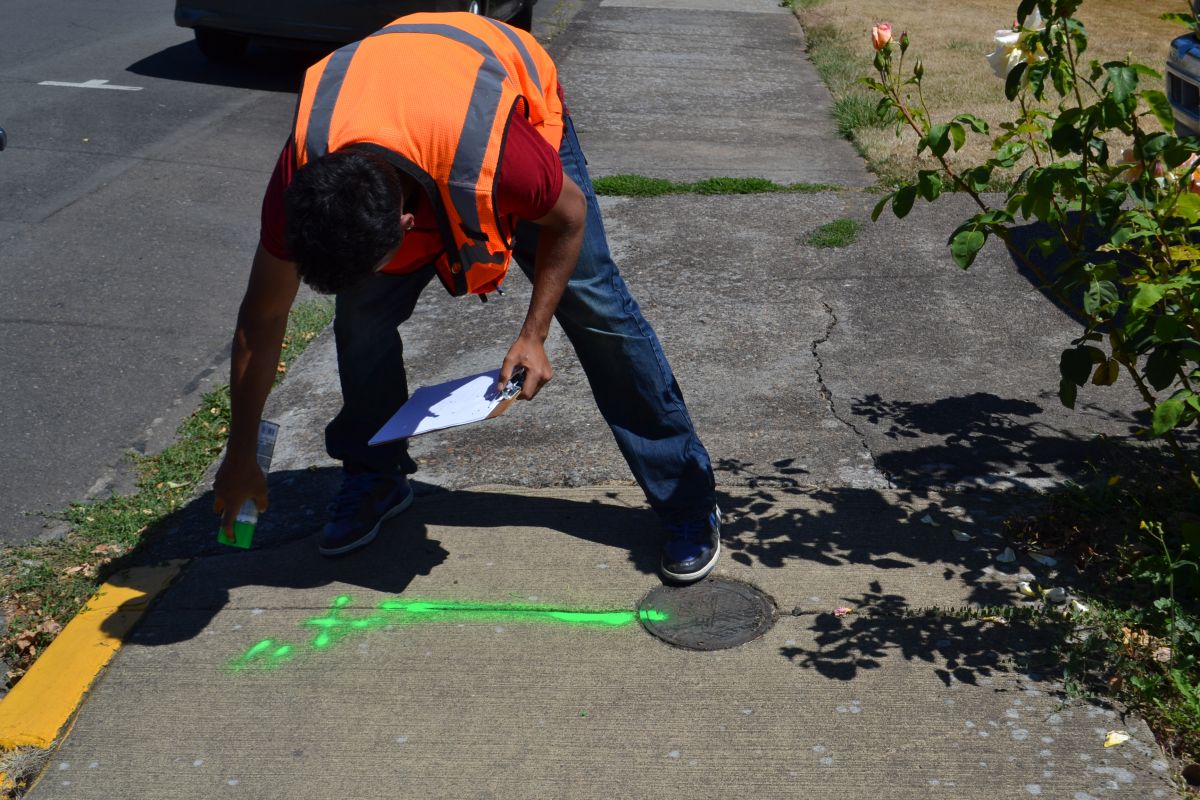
[369,369,516,445]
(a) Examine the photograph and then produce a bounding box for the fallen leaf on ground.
[1104,730,1131,747]
[919,514,939,526]
[996,547,1017,563]
[952,529,973,541]
[1017,581,1039,597]
[1043,587,1067,603]
[36,619,62,635]
[1152,646,1172,662]
[1029,552,1057,567]
[1122,626,1151,650]
[1070,599,1089,614]
[979,615,1008,624]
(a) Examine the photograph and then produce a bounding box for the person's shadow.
[98,468,663,650]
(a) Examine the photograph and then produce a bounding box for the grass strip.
[0,298,334,688]
[804,217,861,247]
[1005,470,1200,774]
[592,174,839,197]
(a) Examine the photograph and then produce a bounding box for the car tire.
[508,2,533,30]
[194,28,249,65]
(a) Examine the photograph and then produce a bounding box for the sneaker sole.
[317,487,415,557]
[660,539,721,584]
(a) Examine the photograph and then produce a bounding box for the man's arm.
[213,242,300,538]
[498,173,587,400]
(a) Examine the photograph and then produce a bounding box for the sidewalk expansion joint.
[810,299,892,486]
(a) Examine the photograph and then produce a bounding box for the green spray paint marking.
[229,595,667,673]
[229,639,295,672]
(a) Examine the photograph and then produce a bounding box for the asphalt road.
[0,0,571,544]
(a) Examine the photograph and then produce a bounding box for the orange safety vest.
[293,12,564,296]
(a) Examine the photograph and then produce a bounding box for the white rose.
[987,30,1024,79]
[985,10,1047,80]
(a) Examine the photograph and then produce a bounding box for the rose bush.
[862,0,1200,481]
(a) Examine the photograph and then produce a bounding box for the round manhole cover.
[638,578,776,650]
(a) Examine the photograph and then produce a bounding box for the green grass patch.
[0,298,334,687]
[804,217,860,247]
[592,174,838,197]
[1006,469,1200,771]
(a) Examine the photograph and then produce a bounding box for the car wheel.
[507,2,533,30]
[194,28,249,65]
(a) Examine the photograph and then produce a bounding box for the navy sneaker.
[318,471,414,556]
[660,505,721,583]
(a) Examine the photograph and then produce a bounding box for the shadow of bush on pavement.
[848,391,1163,490]
[782,608,1063,686]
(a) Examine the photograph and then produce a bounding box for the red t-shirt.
[259,111,564,261]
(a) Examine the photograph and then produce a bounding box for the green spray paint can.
[218,419,279,549]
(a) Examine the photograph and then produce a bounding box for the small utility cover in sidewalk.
[638,578,775,650]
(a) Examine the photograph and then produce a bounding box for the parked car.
[1167,8,1200,136]
[176,0,535,64]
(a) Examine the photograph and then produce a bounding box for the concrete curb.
[0,560,187,760]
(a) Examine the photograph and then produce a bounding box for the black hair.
[284,149,405,294]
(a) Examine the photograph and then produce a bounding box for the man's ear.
[400,212,416,232]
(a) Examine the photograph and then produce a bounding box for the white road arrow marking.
[38,79,143,91]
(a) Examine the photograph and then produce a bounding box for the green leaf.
[953,114,989,134]
[1155,314,1186,342]
[1173,193,1200,224]
[1084,280,1118,315]
[916,171,943,202]
[1145,346,1180,392]
[1005,62,1028,101]
[962,166,993,193]
[1143,89,1176,131]
[1142,132,1172,158]
[922,124,952,158]
[1050,107,1085,154]
[871,193,894,222]
[1131,283,1166,313]
[992,140,1028,168]
[949,122,966,152]
[892,184,918,218]
[1105,63,1138,104]
[1059,376,1078,408]
[1160,11,1196,28]
[1092,358,1120,386]
[1152,396,1187,435]
[949,228,986,269]
[1132,63,1164,81]
[1060,346,1093,386]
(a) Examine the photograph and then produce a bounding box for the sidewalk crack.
[811,299,893,487]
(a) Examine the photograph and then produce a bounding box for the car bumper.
[1168,33,1200,137]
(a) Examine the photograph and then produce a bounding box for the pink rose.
[871,23,892,51]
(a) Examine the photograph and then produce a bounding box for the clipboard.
[369,368,525,445]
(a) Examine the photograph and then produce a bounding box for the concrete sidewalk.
[23,0,1184,797]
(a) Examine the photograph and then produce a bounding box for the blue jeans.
[326,116,715,522]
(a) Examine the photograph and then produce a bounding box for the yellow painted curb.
[0,560,187,750]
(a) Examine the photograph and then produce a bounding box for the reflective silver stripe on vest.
[483,18,540,88]
[305,41,362,164]
[305,23,513,272]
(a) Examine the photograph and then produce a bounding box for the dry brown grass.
[798,0,1189,185]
